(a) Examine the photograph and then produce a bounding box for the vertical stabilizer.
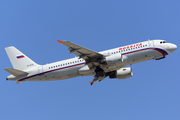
[5,46,39,70]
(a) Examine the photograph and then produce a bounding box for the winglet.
[57,40,63,44]
[89,81,93,86]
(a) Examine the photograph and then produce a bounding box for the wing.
[58,40,103,68]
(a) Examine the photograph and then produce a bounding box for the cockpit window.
[160,41,168,44]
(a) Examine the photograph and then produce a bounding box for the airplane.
[4,39,177,85]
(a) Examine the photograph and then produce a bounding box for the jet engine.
[100,53,123,65]
[109,67,133,79]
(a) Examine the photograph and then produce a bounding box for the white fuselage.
[7,40,177,82]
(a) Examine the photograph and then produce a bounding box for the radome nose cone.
[174,44,177,50]
[169,44,177,53]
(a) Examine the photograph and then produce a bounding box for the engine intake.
[109,67,133,79]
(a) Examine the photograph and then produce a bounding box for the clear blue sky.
[1,0,180,120]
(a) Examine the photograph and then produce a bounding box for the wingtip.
[57,40,63,44]
[89,81,93,86]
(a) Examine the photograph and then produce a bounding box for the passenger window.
[160,41,162,44]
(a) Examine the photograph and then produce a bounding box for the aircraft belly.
[126,49,162,64]
[102,64,125,73]
[44,65,82,81]
[22,65,83,81]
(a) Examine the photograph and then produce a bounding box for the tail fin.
[5,46,39,70]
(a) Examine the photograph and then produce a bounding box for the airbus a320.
[4,39,177,85]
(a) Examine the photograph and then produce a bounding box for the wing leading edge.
[57,40,103,68]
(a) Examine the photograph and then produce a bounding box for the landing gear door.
[148,39,154,48]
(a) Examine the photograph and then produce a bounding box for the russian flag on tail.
[17,55,25,59]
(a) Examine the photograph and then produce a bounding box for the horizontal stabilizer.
[4,68,28,76]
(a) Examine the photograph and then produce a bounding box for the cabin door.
[148,39,154,48]
[38,66,43,73]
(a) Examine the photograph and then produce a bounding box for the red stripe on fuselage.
[152,48,166,57]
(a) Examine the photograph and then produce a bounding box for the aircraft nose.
[168,44,177,53]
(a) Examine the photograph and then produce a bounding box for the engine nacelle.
[109,67,133,79]
[101,53,123,65]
